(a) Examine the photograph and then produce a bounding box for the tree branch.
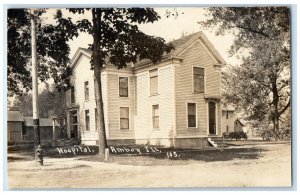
[279,98,290,116]
[234,24,269,38]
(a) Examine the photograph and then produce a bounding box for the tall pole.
[31,9,41,161]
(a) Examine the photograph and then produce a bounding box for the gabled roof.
[133,31,226,68]
[69,47,92,70]
[69,31,226,70]
[235,118,245,127]
[24,117,59,127]
[169,31,226,65]
[7,111,24,122]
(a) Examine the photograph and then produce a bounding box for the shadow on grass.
[8,145,267,166]
[79,146,267,166]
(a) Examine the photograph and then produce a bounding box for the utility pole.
[30,9,41,163]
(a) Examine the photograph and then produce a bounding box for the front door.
[69,110,78,138]
[208,102,216,135]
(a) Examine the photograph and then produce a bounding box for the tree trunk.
[271,79,280,141]
[92,8,108,161]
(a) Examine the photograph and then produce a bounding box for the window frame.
[152,104,160,129]
[119,107,130,130]
[149,68,159,96]
[192,66,205,93]
[186,102,198,128]
[118,76,129,98]
[70,85,75,104]
[84,81,89,101]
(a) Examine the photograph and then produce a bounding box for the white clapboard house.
[66,31,226,148]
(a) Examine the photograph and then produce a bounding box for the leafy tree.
[65,8,174,160]
[7,9,78,96]
[14,83,67,118]
[200,7,290,140]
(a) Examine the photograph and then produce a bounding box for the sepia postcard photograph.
[3,1,295,191]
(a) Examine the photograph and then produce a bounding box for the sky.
[45,7,238,65]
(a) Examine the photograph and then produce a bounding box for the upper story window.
[152,104,159,129]
[193,67,205,93]
[187,103,197,128]
[84,81,89,101]
[149,69,158,95]
[119,77,128,97]
[70,86,75,104]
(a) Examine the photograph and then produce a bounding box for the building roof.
[7,111,24,122]
[222,105,235,111]
[70,31,226,70]
[24,117,59,127]
[235,118,245,127]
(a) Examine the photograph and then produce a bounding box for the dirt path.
[7,143,291,189]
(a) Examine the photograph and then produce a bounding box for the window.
[149,69,158,95]
[85,110,90,131]
[120,107,129,129]
[70,86,75,104]
[84,81,89,101]
[193,67,205,93]
[152,105,159,129]
[119,77,128,97]
[226,125,229,133]
[226,111,229,119]
[95,108,98,131]
[187,103,196,127]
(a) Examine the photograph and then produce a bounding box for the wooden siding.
[222,110,235,133]
[175,39,222,137]
[23,127,57,141]
[68,54,108,143]
[7,122,23,142]
[107,72,135,139]
[135,66,174,141]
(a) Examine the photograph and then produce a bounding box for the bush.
[260,130,273,140]
[224,132,247,140]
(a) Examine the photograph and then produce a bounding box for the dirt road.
[7,143,291,189]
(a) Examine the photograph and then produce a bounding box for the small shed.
[7,111,25,142]
[23,117,59,141]
[234,118,245,132]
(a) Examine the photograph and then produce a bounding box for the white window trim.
[152,104,160,130]
[192,66,206,94]
[186,101,198,129]
[149,68,159,96]
[206,102,218,136]
[70,85,75,104]
[84,81,89,101]
[119,106,130,130]
[118,76,130,98]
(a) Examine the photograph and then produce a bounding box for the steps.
[208,137,229,148]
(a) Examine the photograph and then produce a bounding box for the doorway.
[208,102,216,135]
[69,110,78,138]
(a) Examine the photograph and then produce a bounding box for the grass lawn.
[8,143,268,166]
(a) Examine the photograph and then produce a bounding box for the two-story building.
[66,31,226,148]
